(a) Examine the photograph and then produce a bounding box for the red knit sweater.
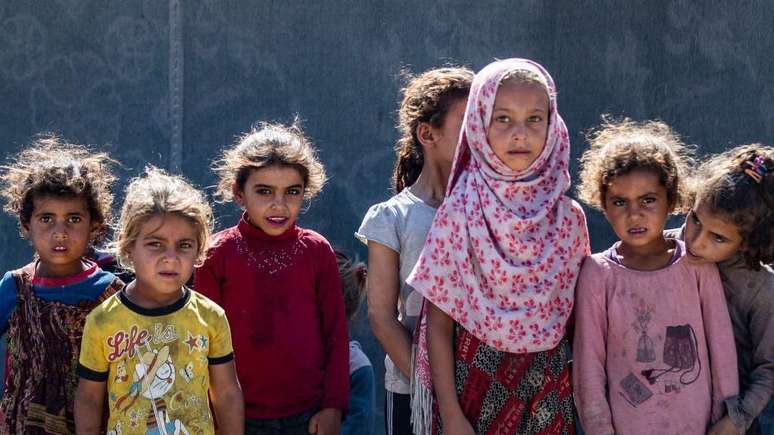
[194,216,349,419]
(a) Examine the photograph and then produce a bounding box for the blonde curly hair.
[0,134,116,242]
[577,117,694,213]
[213,121,326,202]
[115,166,213,271]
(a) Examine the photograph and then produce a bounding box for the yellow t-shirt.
[77,289,233,435]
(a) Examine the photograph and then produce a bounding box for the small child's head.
[0,135,115,275]
[335,249,367,321]
[393,67,473,192]
[578,118,693,247]
[214,122,326,236]
[684,144,774,269]
[116,167,212,295]
[486,67,553,172]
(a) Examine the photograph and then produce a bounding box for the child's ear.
[232,183,246,208]
[416,122,436,149]
[20,221,30,238]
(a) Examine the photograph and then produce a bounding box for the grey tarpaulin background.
[0,1,772,432]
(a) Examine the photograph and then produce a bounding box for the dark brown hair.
[393,67,473,192]
[577,117,694,213]
[692,144,774,269]
[335,249,367,320]
[0,134,116,242]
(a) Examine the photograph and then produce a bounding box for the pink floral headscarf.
[407,58,590,354]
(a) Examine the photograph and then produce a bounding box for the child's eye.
[495,115,511,123]
[711,233,727,243]
[39,216,53,224]
[179,241,194,250]
[146,241,162,249]
[528,115,543,123]
[612,199,625,207]
[287,188,302,196]
[256,188,272,195]
[642,197,656,205]
[68,216,82,224]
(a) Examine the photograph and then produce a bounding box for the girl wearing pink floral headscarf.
[407,58,590,435]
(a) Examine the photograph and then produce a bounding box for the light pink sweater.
[573,242,738,435]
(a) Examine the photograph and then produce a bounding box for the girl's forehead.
[247,165,305,186]
[32,194,89,213]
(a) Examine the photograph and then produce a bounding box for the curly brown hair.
[691,144,774,269]
[577,117,694,213]
[115,166,213,271]
[213,121,327,202]
[393,66,473,192]
[335,249,367,321]
[0,134,116,242]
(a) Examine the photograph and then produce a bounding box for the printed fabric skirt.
[433,325,575,435]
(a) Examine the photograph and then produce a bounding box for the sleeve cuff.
[207,352,234,365]
[725,396,752,432]
[76,363,109,382]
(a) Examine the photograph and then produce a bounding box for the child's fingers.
[308,413,319,434]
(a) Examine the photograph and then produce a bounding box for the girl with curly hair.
[195,121,348,435]
[573,119,739,435]
[0,135,124,434]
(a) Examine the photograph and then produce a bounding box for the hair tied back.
[744,155,768,184]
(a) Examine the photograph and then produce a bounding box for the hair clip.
[744,155,768,184]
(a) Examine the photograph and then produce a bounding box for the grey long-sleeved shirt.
[667,228,774,432]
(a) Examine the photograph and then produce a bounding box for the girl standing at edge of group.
[0,136,123,434]
[667,144,774,435]
[356,66,473,435]
[407,58,590,435]
[573,118,738,435]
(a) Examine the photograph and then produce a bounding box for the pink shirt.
[573,241,738,435]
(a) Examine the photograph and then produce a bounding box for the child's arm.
[74,378,106,435]
[427,302,474,435]
[572,258,615,435]
[208,361,244,435]
[318,245,351,412]
[698,264,740,423]
[366,241,413,378]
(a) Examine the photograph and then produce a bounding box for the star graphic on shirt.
[198,336,208,349]
[185,331,200,353]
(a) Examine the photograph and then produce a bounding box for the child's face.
[22,195,96,277]
[128,213,198,300]
[235,165,304,236]
[683,201,743,264]
[433,98,468,166]
[603,170,672,252]
[486,81,549,172]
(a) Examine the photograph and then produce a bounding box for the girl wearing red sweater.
[195,122,349,435]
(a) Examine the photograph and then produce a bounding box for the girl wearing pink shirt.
[573,118,739,435]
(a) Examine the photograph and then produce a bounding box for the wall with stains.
[1,1,772,431]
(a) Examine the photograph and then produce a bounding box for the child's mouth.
[158,271,179,278]
[266,216,288,226]
[52,246,68,253]
[627,227,647,235]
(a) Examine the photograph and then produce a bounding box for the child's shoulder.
[365,189,432,219]
[207,224,241,251]
[297,226,335,251]
[188,289,227,317]
[86,291,125,322]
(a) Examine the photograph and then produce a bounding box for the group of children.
[359,59,772,435]
[0,56,768,435]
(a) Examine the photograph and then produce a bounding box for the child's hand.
[307,408,342,435]
[707,416,740,435]
[443,412,475,435]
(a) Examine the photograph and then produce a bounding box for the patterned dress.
[0,263,121,434]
